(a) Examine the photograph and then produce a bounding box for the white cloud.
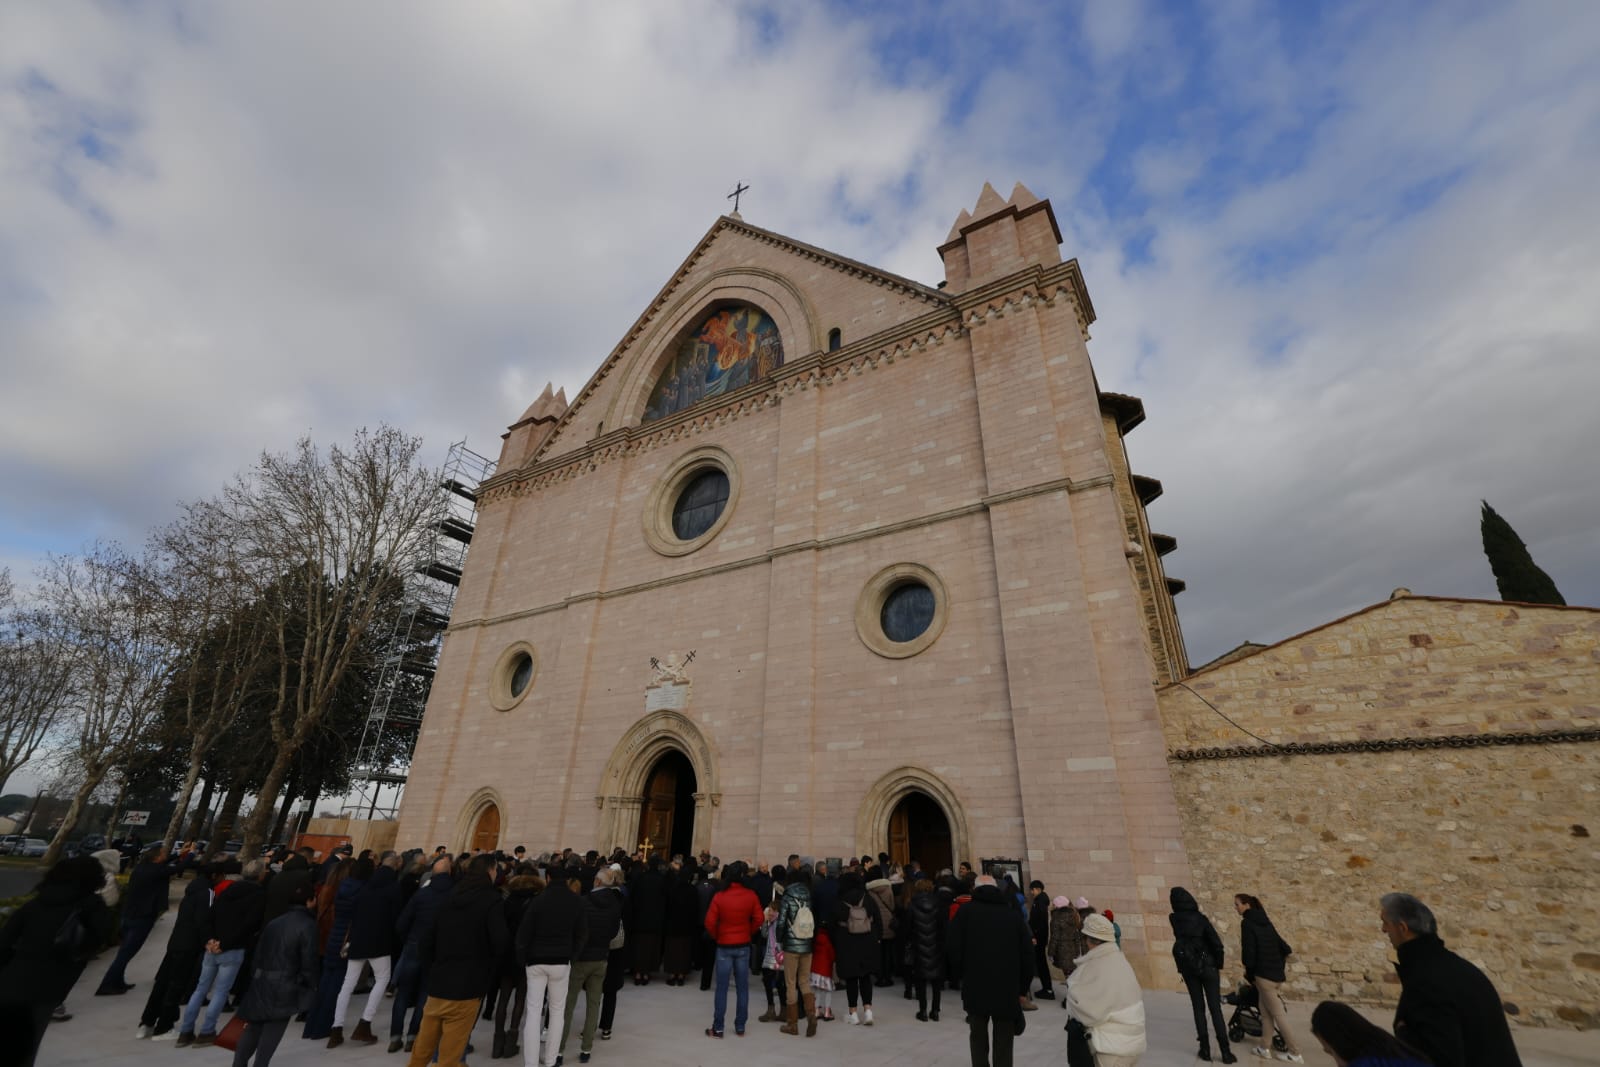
[1,1,1597,666]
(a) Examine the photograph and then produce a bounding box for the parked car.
[18,839,48,858]
[0,834,26,855]
[78,834,108,852]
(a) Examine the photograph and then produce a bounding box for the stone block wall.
[1169,740,1599,1028]
[1158,595,1600,1027]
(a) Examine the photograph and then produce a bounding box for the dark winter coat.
[206,877,266,952]
[499,875,542,973]
[811,874,840,926]
[628,867,667,934]
[122,856,176,924]
[0,882,115,1006]
[830,884,883,979]
[579,886,624,963]
[775,881,815,955]
[1238,904,1289,983]
[947,883,1033,1019]
[166,872,215,955]
[1028,891,1050,943]
[396,871,452,948]
[237,907,319,1022]
[1394,933,1522,1067]
[322,875,364,957]
[262,862,313,926]
[665,875,701,939]
[345,864,402,959]
[1168,887,1225,976]
[421,878,508,1001]
[516,879,587,966]
[904,889,947,980]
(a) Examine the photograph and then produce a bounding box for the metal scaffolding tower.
[344,439,496,819]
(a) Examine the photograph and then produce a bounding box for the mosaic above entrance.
[643,304,784,423]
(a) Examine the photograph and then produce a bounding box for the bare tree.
[36,544,172,866]
[0,569,74,797]
[226,427,438,859]
[148,503,274,852]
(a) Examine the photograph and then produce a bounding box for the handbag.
[609,919,626,951]
[1065,1016,1094,1067]
[215,1014,249,1052]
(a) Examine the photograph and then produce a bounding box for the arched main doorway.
[888,790,952,873]
[471,802,501,852]
[637,749,697,859]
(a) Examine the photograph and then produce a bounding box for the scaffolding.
[342,439,496,819]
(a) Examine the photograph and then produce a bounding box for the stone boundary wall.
[1168,740,1599,1028]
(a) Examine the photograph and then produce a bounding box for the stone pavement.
[39,904,1598,1066]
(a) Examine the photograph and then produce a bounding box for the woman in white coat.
[1065,913,1146,1067]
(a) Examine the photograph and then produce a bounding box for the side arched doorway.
[470,802,500,852]
[857,767,971,874]
[888,790,952,874]
[637,750,697,859]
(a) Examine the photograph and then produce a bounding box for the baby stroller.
[1223,980,1288,1052]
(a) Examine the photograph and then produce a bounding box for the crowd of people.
[0,840,1524,1067]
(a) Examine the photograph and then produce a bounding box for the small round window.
[642,446,741,557]
[489,642,538,711]
[856,563,950,659]
[672,469,730,541]
[880,582,935,644]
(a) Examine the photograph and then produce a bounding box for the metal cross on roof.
[727,181,749,213]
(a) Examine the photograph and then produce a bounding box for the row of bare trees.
[1,426,442,864]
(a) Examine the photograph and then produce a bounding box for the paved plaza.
[33,889,1598,1067]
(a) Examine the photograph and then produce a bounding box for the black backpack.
[1172,935,1211,979]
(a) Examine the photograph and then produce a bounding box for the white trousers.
[523,963,571,1067]
[332,956,393,1028]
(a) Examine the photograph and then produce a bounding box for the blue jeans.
[390,942,425,1038]
[711,944,750,1035]
[179,947,245,1037]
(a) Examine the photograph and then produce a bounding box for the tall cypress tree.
[1480,501,1566,605]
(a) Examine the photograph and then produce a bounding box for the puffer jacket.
[865,877,898,940]
[774,881,815,955]
[0,881,116,1006]
[1049,905,1088,976]
[704,882,764,946]
[1239,905,1289,983]
[422,878,508,1000]
[237,907,319,1022]
[903,889,946,980]
[321,875,363,957]
[1066,940,1146,1058]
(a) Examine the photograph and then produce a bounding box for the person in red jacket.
[702,862,765,1038]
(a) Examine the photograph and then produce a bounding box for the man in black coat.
[407,855,507,1067]
[1026,879,1054,1001]
[97,844,176,995]
[138,863,215,1038]
[948,875,1033,1067]
[1382,892,1522,1067]
[262,852,313,926]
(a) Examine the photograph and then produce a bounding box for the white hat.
[1082,914,1117,943]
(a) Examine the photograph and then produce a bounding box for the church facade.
[397,182,1196,976]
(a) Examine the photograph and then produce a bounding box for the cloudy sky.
[4,0,1598,671]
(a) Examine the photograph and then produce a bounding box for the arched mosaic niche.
[642,304,784,423]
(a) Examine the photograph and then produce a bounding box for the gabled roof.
[1168,594,1600,686]
[524,214,951,467]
